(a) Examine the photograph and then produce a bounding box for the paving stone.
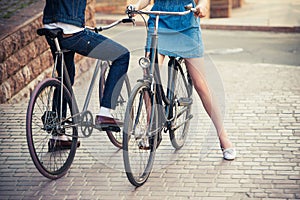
[1,51,300,199]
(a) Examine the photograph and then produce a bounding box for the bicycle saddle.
[37,28,63,38]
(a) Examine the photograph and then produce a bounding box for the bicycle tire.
[26,78,78,179]
[168,60,193,149]
[99,62,131,148]
[123,82,158,187]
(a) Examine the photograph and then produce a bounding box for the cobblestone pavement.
[1,0,299,199]
[0,56,300,199]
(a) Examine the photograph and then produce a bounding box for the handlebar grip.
[95,27,102,33]
[122,18,135,23]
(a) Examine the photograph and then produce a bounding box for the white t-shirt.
[44,22,84,34]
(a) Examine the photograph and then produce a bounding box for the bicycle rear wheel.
[123,82,158,187]
[99,61,131,148]
[26,78,78,179]
[169,60,193,149]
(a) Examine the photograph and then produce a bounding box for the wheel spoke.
[26,79,78,179]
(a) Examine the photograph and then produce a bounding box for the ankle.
[219,135,233,149]
[97,107,113,118]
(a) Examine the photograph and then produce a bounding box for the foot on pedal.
[95,115,122,132]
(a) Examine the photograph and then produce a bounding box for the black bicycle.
[123,6,196,186]
[26,18,134,179]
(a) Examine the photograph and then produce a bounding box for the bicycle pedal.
[138,140,150,150]
[177,97,193,106]
[138,146,151,150]
[95,124,121,132]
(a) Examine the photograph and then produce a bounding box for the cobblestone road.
[1,0,299,199]
[0,57,299,199]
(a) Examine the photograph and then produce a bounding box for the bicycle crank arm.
[94,124,121,132]
[171,114,193,131]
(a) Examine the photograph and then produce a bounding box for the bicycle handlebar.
[85,4,195,33]
[85,18,135,33]
[133,9,196,16]
[127,4,196,17]
[85,4,195,34]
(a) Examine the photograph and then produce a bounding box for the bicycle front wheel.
[26,78,78,179]
[99,62,131,148]
[169,60,193,149]
[123,82,158,187]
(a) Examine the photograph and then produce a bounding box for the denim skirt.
[146,0,204,58]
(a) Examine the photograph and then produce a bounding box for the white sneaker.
[222,148,236,160]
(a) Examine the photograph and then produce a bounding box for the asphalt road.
[203,30,300,66]
[100,25,300,67]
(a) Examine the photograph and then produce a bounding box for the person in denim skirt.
[129,0,236,160]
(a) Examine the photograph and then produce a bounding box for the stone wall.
[210,0,243,18]
[210,0,232,18]
[0,0,96,104]
[232,0,244,8]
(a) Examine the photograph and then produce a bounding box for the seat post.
[53,38,62,52]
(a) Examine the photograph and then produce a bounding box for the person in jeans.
[128,0,236,160]
[43,0,130,149]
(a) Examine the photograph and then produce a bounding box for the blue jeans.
[46,29,129,109]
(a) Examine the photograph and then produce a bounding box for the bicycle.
[26,17,134,179]
[123,5,196,186]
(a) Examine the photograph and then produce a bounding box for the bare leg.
[184,57,233,149]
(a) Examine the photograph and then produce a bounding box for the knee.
[121,49,130,63]
[114,50,130,72]
[122,50,130,64]
[193,77,210,96]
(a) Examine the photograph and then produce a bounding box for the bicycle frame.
[138,9,194,128]
[122,7,196,187]
[82,59,102,112]
[49,17,135,133]
[51,43,123,136]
